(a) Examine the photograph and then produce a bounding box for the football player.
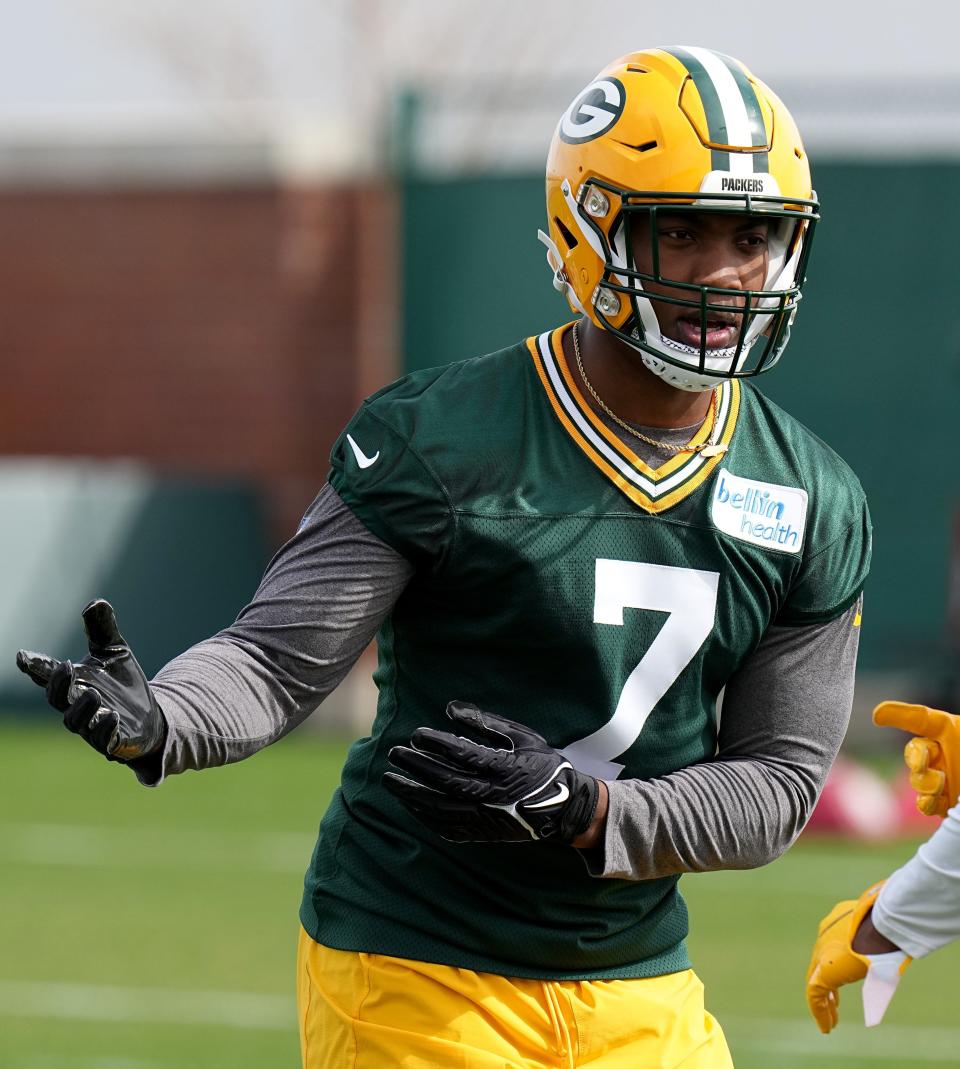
[805,701,960,1033]
[18,47,869,1068]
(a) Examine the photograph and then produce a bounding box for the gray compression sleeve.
[134,483,413,785]
[594,601,862,879]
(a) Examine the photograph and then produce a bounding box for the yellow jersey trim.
[527,325,741,514]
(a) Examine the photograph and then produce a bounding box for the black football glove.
[383,700,599,843]
[16,599,166,763]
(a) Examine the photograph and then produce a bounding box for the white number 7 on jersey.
[561,559,720,780]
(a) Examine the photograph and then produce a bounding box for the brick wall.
[0,182,397,541]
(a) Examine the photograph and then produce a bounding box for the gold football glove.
[873,701,960,817]
[806,882,893,1033]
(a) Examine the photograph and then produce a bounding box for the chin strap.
[639,353,718,394]
[616,302,756,392]
[625,326,722,394]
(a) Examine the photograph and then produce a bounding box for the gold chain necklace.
[571,322,728,458]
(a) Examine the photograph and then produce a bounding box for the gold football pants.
[297,928,733,1068]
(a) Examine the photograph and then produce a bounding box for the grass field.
[2,719,957,1069]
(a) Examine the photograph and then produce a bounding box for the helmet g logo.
[559,78,626,144]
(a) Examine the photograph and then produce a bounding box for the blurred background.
[2,2,960,1066]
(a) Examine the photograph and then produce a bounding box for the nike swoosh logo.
[525,782,569,809]
[346,433,380,469]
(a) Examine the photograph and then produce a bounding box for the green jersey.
[300,322,870,979]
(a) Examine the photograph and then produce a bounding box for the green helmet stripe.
[662,47,770,174]
[716,53,769,172]
[663,47,731,171]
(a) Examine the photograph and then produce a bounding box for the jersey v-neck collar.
[527,323,741,514]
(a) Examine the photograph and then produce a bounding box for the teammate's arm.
[804,787,960,1033]
[854,702,960,966]
[18,483,412,784]
[805,800,960,1035]
[805,702,960,1031]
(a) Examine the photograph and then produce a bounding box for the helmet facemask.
[570,179,819,392]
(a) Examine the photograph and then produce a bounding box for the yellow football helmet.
[541,46,819,391]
